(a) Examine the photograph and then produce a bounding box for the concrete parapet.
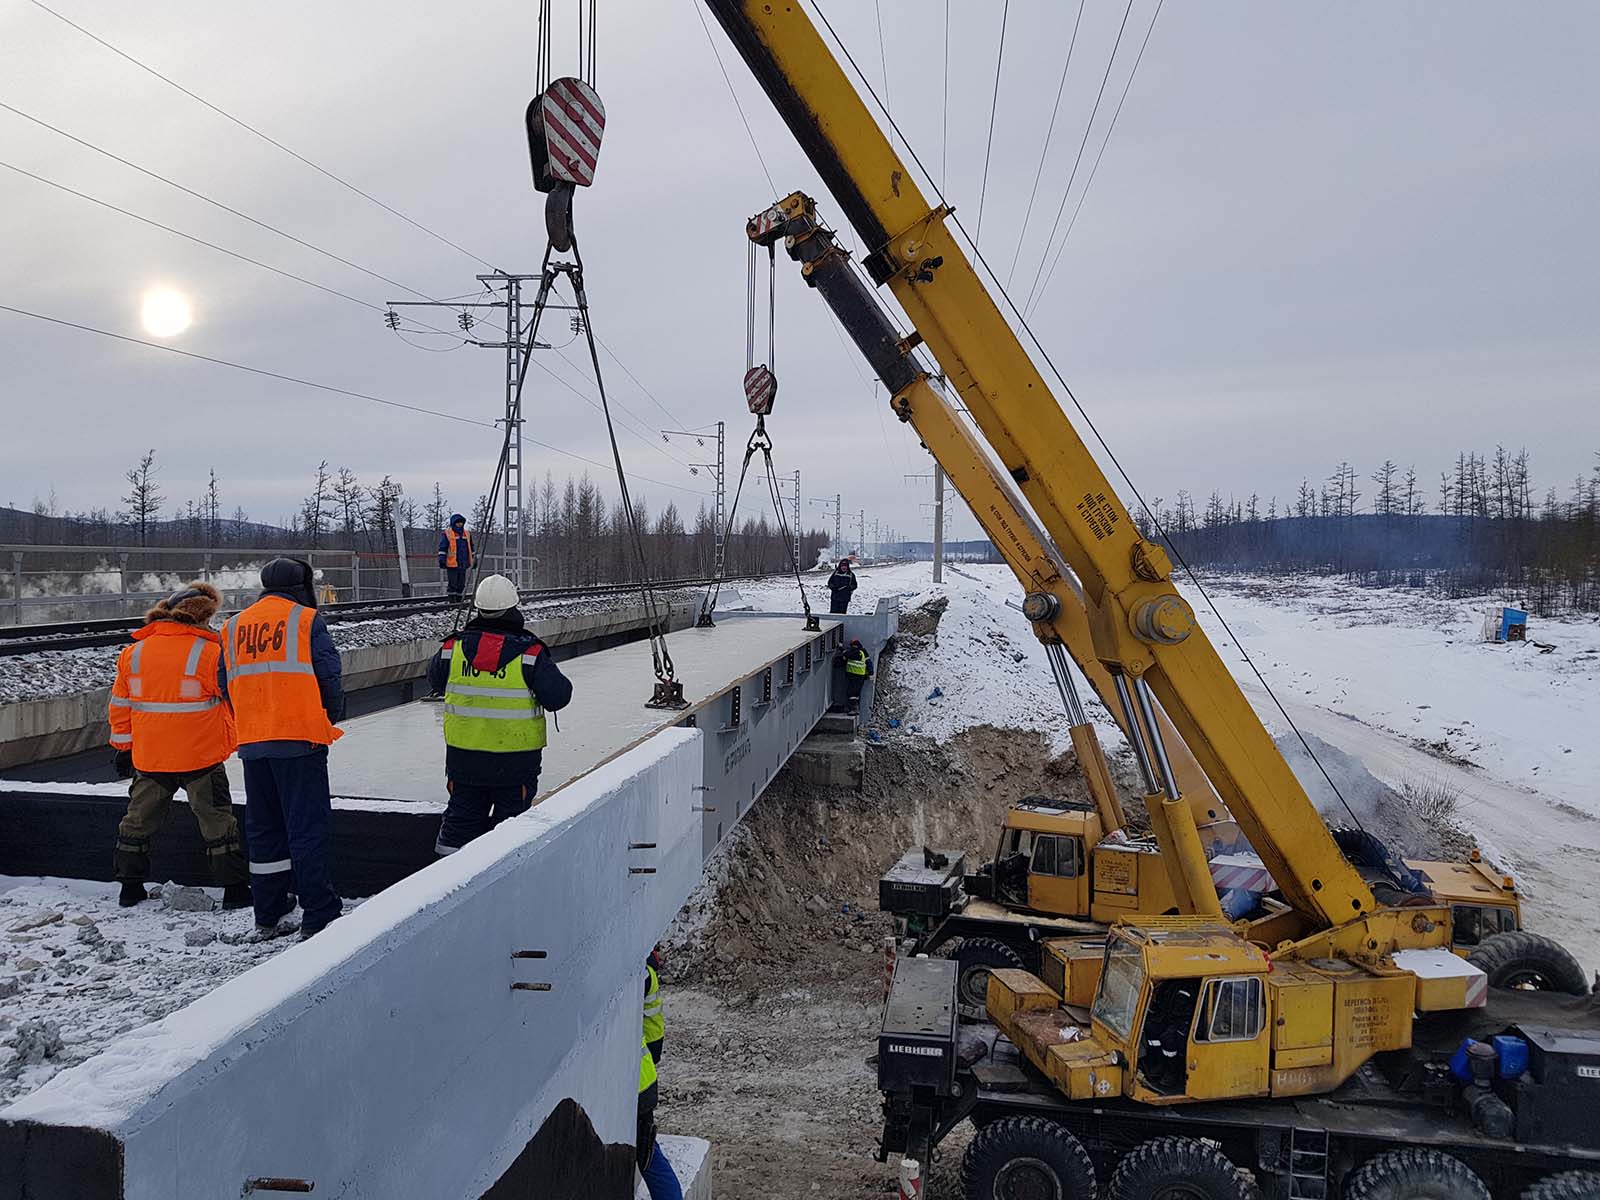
[1,730,705,1199]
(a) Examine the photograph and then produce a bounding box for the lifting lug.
[646,679,688,710]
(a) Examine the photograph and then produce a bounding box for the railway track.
[0,572,797,657]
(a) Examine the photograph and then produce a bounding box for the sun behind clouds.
[139,286,193,338]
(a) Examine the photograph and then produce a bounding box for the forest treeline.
[6,453,828,586]
[1136,448,1600,613]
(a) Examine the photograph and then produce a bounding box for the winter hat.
[145,581,221,626]
[450,513,466,527]
[260,557,318,609]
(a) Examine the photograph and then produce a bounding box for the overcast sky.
[2,0,1596,548]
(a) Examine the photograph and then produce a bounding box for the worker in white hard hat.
[425,574,573,856]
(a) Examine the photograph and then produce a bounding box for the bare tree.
[301,460,332,547]
[120,449,164,546]
[332,468,364,539]
[424,483,448,535]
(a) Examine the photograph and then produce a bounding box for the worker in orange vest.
[107,582,246,910]
[437,512,475,603]
[222,558,346,941]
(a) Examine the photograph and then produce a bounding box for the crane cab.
[989,799,1182,923]
[989,918,1418,1108]
[1406,852,1522,955]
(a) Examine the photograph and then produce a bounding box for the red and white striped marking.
[539,77,605,187]
[1210,852,1275,894]
[744,364,777,415]
[747,203,785,242]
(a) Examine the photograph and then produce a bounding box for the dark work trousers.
[445,566,468,602]
[845,674,866,710]
[435,776,537,855]
[829,595,851,614]
[114,764,246,886]
[243,749,341,933]
[637,1084,682,1199]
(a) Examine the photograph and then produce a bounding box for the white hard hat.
[473,574,519,613]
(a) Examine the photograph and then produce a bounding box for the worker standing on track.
[427,574,572,857]
[437,513,475,604]
[826,557,858,614]
[841,637,874,715]
[223,558,346,941]
[107,582,248,910]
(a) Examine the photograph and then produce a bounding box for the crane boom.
[706,0,1374,928]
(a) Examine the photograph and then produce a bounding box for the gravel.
[0,586,711,706]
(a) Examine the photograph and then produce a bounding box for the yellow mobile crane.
[704,4,1599,1195]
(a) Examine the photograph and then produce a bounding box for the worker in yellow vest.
[841,637,873,714]
[643,946,665,1063]
[426,574,572,855]
[637,973,681,1198]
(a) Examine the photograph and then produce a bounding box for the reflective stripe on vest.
[223,596,339,746]
[444,528,473,568]
[442,641,546,752]
[638,1032,657,1095]
[113,627,236,772]
[844,651,868,676]
[643,964,664,1043]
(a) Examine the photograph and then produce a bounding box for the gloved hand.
[113,749,135,779]
[438,557,448,569]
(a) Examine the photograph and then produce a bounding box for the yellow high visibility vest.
[643,964,664,1043]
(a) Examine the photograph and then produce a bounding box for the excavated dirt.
[656,724,1101,1199]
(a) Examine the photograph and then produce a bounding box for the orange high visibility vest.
[222,595,342,747]
[444,528,473,568]
[108,623,236,774]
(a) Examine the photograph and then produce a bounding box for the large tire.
[961,1115,1097,1200]
[1343,1148,1490,1200]
[1524,1172,1600,1200]
[1108,1136,1259,1200]
[949,937,1025,1019]
[1468,930,1590,995]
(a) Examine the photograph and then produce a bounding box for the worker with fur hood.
[108,581,247,909]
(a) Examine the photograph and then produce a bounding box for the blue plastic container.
[1449,1038,1478,1084]
[1492,1034,1530,1079]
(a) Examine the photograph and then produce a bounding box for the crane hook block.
[525,78,606,194]
[744,365,778,416]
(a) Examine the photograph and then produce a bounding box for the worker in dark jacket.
[222,558,346,941]
[841,637,874,714]
[437,512,475,603]
[826,558,858,614]
[427,573,572,856]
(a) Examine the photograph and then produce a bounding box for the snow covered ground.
[0,877,301,1105]
[742,561,1600,969]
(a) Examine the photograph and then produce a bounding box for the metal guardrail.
[0,571,798,656]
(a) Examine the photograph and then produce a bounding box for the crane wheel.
[1342,1148,1489,1200]
[1467,930,1590,995]
[1108,1135,1260,1200]
[1522,1171,1600,1200]
[947,937,1024,1020]
[960,1115,1096,1200]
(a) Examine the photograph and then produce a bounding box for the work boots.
[221,884,252,911]
[118,881,149,908]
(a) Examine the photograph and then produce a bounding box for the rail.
[0,571,804,656]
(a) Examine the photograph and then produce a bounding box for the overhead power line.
[25,0,498,271]
[973,0,1011,248]
[1005,0,1087,286]
[1019,0,1137,315]
[688,0,777,196]
[0,99,457,309]
[0,303,712,499]
[1033,0,1166,310]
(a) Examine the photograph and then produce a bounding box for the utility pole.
[855,510,866,559]
[663,422,725,576]
[386,272,545,588]
[905,467,947,581]
[809,493,842,558]
[758,468,803,570]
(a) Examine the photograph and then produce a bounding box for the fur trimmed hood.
[143,581,222,626]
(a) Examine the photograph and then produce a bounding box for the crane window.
[1194,977,1263,1043]
[1093,940,1146,1042]
[1451,904,1518,947]
[1030,834,1085,879]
